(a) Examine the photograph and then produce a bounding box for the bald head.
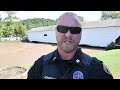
[56,12,82,28]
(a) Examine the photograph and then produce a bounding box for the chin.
[62,47,76,53]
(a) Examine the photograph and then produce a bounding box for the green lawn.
[92,49,120,79]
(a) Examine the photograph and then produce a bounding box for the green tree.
[3,11,20,37]
[2,11,27,39]
[21,18,56,30]
[0,15,2,21]
[78,16,84,22]
[4,11,19,23]
[0,16,5,37]
[101,11,120,20]
[14,22,27,38]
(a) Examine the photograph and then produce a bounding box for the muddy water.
[0,42,105,67]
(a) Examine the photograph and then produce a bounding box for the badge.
[73,71,84,79]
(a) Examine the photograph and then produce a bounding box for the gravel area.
[0,66,27,79]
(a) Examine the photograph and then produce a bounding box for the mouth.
[63,40,73,45]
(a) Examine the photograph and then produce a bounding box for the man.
[27,12,113,79]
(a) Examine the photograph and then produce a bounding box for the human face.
[56,28,81,53]
[56,13,82,53]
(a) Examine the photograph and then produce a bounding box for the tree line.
[0,11,26,38]
[21,16,84,30]
[21,18,56,30]
[0,11,120,38]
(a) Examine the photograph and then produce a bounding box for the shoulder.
[90,57,108,71]
[80,52,93,66]
[27,57,43,79]
[89,57,113,79]
[91,57,103,66]
[42,51,54,62]
[27,51,54,79]
[33,50,54,64]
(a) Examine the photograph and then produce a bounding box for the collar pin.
[76,59,80,63]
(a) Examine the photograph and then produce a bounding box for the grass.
[92,49,120,79]
[21,64,33,70]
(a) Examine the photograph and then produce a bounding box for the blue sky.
[0,11,102,22]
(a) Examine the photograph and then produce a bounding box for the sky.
[0,11,102,22]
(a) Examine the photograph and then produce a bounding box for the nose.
[65,29,72,37]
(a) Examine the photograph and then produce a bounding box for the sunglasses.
[56,25,82,34]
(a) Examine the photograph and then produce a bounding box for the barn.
[27,25,57,43]
[27,19,120,47]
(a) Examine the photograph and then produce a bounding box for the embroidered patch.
[73,71,84,79]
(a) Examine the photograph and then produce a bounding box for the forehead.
[57,13,82,27]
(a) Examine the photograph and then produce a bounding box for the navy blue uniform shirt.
[27,48,113,79]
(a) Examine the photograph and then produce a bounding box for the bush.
[105,42,116,50]
[21,36,29,42]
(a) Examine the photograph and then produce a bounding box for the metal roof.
[28,19,120,32]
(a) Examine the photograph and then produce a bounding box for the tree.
[4,11,16,37]
[4,11,20,23]
[0,16,5,37]
[21,18,56,30]
[1,11,27,39]
[0,15,2,21]
[78,16,84,22]
[3,11,20,37]
[13,22,27,38]
[101,11,120,20]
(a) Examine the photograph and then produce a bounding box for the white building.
[27,25,57,43]
[27,19,120,47]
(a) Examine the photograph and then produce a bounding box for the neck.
[57,47,77,60]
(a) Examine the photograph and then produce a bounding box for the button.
[76,59,80,63]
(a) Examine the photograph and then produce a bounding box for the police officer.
[27,12,113,79]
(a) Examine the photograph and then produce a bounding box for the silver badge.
[73,71,84,79]
[76,59,80,63]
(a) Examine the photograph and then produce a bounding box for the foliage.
[78,16,84,22]
[21,18,56,30]
[13,23,27,37]
[101,11,120,20]
[21,16,84,30]
[0,11,27,38]
[0,20,5,37]
[105,42,116,50]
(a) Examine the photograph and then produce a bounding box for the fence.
[0,37,21,42]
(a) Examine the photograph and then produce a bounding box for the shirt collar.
[51,47,83,65]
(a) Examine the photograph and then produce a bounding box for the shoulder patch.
[73,71,84,79]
